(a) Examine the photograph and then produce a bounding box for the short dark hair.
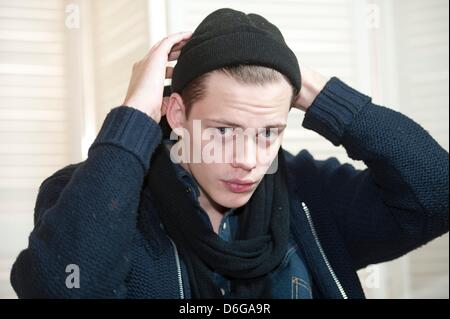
[180,64,298,118]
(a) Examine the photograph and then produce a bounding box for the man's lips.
[222,179,257,193]
[225,178,257,185]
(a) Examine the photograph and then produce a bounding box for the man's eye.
[259,128,277,139]
[217,127,233,136]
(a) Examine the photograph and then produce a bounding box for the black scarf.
[146,142,290,298]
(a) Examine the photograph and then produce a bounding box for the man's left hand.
[293,65,330,111]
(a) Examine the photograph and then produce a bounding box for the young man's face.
[170,71,292,211]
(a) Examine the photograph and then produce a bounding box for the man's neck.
[198,191,227,234]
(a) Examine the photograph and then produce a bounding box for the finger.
[171,40,189,51]
[168,51,181,61]
[144,39,163,58]
[161,97,170,116]
[165,66,174,79]
[169,43,187,57]
[146,32,191,58]
[156,32,191,49]
[171,43,187,52]
[150,38,164,51]
[159,31,193,51]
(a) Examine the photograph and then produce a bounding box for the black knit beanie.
[171,8,301,93]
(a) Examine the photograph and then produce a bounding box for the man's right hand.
[122,31,192,123]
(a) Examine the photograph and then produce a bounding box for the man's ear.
[165,92,187,135]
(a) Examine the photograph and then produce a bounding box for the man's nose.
[231,135,257,171]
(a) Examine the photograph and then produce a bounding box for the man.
[11,8,448,299]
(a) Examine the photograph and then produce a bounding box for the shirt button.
[220,288,226,296]
[223,223,227,230]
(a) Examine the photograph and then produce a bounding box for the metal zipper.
[301,202,348,299]
[168,237,185,299]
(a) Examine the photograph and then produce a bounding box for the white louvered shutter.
[0,0,71,298]
[387,0,449,299]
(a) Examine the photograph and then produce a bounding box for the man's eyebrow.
[205,119,287,129]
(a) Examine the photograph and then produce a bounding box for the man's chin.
[213,192,254,210]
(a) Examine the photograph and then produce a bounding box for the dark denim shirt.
[164,139,313,299]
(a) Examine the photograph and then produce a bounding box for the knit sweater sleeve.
[10,106,162,298]
[301,77,449,269]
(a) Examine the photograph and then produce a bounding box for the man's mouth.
[222,179,257,193]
